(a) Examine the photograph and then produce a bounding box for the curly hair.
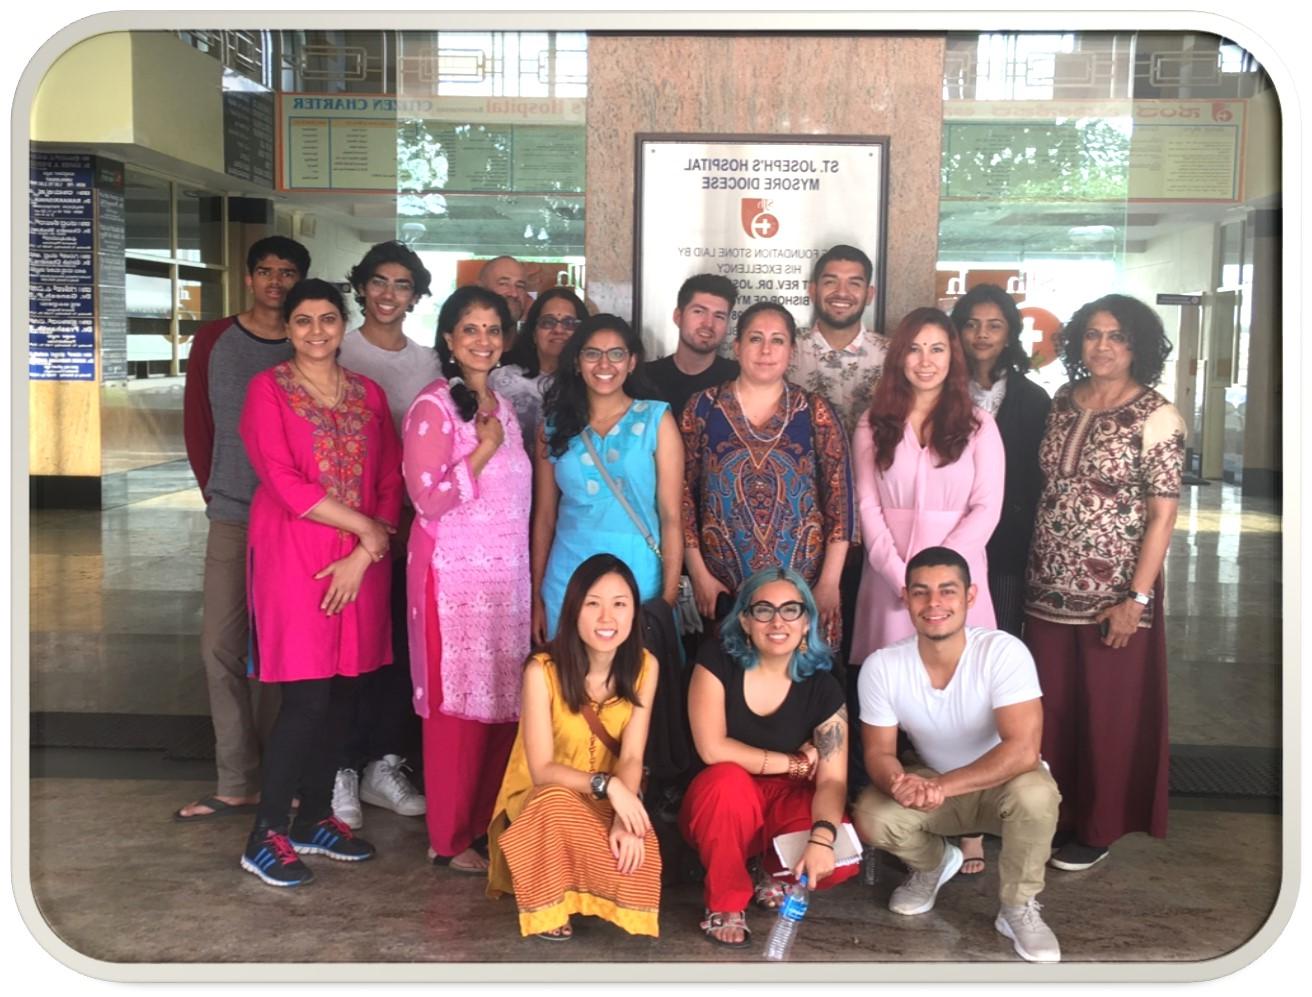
[948,283,1030,383]
[502,286,589,377]
[542,314,657,458]
[346,240,433,311]
[433,286,514,422]
[718,568,834,682]
[865,307,979,472]
[1057,293,1172,387]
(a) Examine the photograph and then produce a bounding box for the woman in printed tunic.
[1024,293,1186,873]
[681,302,855,648]
[238,279,402,886]
[403,286,532,873]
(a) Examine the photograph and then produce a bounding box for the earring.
[798,637,808,655]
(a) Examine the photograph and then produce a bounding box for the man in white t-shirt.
[853,545,1062,963]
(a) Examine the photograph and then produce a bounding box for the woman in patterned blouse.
[1023,294,1186,873]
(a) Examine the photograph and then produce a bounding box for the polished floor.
[24,476,1284,971]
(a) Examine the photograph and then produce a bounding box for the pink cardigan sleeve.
[853,413,908,595]
[941,410,1005,558]
[239,371,328,518]
[402,387,479,519]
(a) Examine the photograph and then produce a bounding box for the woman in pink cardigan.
[403,286,532,873]
[849,307,1004,665]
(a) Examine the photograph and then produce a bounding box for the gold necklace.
[292,359,343,408]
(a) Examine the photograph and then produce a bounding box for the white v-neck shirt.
[858,627,1042,774]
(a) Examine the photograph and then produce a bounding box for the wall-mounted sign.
[30,152,97,381]
[224,91,276,188]
[634,135,889,355]
[1157,293,1204,306]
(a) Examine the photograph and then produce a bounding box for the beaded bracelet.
[811,819,838,840]
[760,748,769,775]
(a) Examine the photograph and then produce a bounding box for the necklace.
[732,381,791,446]
[292,359,343,408]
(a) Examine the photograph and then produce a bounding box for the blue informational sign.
[29,151,98,381]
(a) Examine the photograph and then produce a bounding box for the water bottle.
[763,874,809,961]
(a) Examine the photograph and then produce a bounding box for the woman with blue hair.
[679,568,857,947]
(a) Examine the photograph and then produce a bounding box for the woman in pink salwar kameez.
[403,286,532,873]
[238,279,403,888]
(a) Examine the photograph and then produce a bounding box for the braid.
[439,349,478,422]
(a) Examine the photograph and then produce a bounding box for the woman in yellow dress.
[487,553,661,940]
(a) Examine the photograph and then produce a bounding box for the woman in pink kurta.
[238,279,403,888]
[403,286,532,872]
[849,308,1003,665]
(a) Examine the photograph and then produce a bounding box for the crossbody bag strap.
[581,700,623,757]
[579,430,661,556]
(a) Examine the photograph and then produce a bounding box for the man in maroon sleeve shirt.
[175,236,311,821]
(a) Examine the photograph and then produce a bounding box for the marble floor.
[21,477,1286,976]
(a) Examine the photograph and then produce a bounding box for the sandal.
[534,923,573,942]
[958,835,986,877]
[700,910,751,948]
[427,847,488,874]
[753,878,786,911]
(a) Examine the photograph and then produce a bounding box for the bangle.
[812,819,838,840]
[806,838,834,850]
[788,754,807,780]
[759,749,769,776]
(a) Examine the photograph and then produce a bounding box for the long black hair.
[433,286,515,421]
[503,286,589,377]
[1058,293,1172,387]
[949,283,1030,383]
[542,313,657,458]
[282,278,346,322]
[546,553,645,714]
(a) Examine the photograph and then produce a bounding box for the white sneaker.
[331,768,363,829]
[360,754,427,817]
[996,899,1062,963]
[888,842,963,915]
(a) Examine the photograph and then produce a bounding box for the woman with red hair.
[848,308,1004,666]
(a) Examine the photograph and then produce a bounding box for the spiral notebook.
[770,823,864,876]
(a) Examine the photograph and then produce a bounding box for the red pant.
[679,762,859,912]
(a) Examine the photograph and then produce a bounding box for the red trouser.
[678,762,860,912]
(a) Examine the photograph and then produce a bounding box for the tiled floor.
[23,476,1285,972]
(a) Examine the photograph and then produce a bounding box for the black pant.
[255,675,356,830]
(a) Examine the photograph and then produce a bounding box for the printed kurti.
[849,408,1004,662]
[680,382,854,645]
[240,363,403,683]
[1024,384,1185,627]
[403,380,532,721]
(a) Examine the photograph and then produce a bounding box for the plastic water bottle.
[763,874,809,961]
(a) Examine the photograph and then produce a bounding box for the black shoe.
[1050,828,1075,852]
[241,827,315,887]
[1048,841,1109,871]
[289,815,377,862]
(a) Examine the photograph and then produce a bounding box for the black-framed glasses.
[538,315,581,332]
[745,600,806,623]
[579,346,629,363]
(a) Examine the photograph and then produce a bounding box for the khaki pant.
[851,764,1060,907]
[201,519,279,797]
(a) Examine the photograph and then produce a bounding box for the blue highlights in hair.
[719,567,833,681]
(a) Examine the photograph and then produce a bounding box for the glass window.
[124,170,172,258]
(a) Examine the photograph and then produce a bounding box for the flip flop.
[534,924,573,942]
[428,848,489,874]
[959,857,986,876]
[172,796,258,823]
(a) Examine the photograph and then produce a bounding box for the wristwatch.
[589,772,611,800]
[1129,590,1151,605]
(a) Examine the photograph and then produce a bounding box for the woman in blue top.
[531,314,685,642]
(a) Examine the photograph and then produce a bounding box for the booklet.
[770,823,864,876]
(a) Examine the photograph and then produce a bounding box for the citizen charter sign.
[634,135,889,356]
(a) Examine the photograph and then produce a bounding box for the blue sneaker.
[241,828,315,887]
[289,815,377,862]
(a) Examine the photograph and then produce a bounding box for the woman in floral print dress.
[1024,294,1186,873]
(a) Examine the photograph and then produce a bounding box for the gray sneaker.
[360,754,427,817]
[995,899,1062,963]
[888,842,963,915]
[331,768,363,829]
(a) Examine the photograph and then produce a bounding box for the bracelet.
[788,753,807,780]
[760,749,769,776]
[811,819,838,840]
[806,838,835,850]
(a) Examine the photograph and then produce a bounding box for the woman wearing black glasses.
[531,314,685,643]
[679,568,857,948]
[489,286,589,455]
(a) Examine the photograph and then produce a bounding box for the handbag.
[581,700,649,795]
[578,430,700,636]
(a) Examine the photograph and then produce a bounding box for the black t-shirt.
[643,354,740,422]
[696,641,845,754]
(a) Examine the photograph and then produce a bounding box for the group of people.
[177,235,1185,965]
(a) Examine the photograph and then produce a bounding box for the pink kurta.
[849,408,1004,663]
[403,380,532,722]
[240,363,403,683]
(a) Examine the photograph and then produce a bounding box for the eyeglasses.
[745,600,806,623]
[538,315,581,332]
[579,346,630,364]
[366,275,415,294]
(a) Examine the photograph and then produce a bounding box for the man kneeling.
[851,546,1061,963]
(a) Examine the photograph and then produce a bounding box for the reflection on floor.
[25,477,1284,968]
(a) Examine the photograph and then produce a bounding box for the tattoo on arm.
[814,708,847,760]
